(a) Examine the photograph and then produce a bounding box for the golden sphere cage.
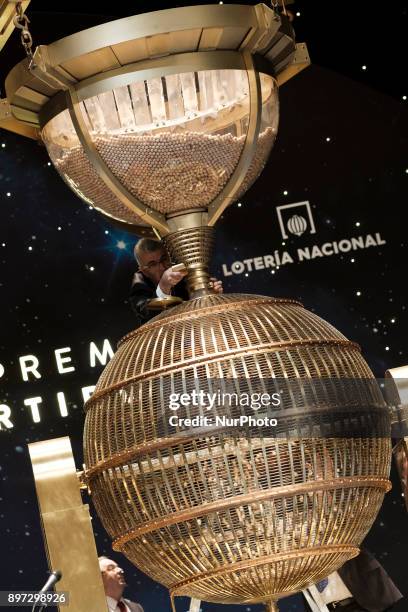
[1,2,391,609]
[83,292,391,606]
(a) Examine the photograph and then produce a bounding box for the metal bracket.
[276,42,310,87]
[0,96,39,138]
[30,45,77,89]
[0,98,11,120]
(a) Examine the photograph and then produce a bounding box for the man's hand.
[209,277,223,294]
[159,267,187,295]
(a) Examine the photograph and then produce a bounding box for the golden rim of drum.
[3,4,310,235]
[4,3,310,131]
[117,296,305,346]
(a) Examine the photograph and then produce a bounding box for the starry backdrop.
[0,1,407,611]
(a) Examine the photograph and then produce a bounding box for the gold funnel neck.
[162,226,215,299]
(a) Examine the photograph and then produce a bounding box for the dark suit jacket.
[129,271,188,327]
[123,598,144,612]
[338,549,403,611]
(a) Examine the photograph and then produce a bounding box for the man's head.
[134,237,170,284]
[98,556,127,600]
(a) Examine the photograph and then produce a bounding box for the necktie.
[316,577,329,592]
[117,601,127,612]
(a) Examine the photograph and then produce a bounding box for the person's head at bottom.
[99,556,127,601]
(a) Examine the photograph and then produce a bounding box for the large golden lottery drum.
[83,294,391,604]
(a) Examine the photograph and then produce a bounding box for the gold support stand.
[28,437,108,612]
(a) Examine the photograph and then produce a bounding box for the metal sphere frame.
[83,293,392,607]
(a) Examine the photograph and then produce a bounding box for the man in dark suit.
[129,237,222,326]
[303,549,402,611]
[99,556,144,612]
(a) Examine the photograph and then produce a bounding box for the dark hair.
[134,237,163,264]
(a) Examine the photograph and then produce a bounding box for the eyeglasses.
[140,253,170,271]
[102,564,122,573]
